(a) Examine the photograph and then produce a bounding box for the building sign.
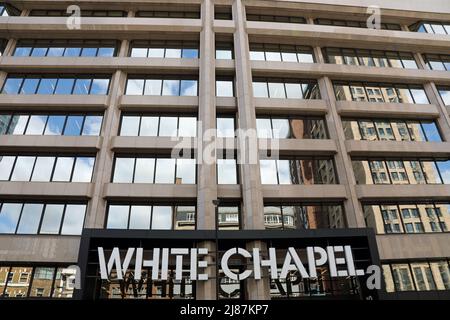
[98,245,369,282]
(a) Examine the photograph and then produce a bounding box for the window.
[334,81,429,104]
[0,202,86,235]
[0,155,95,182]
[216,42,234,60]
[106,204,196,230]
[256,116,328,139]
[315,18,400,30]
[125,77,198,96]
[264,204,345,229]
[1,75,110,95]
[216,79,234,97]
[364,203,450,234]
[215,6,232,20]
[246,14,306,24]
[438,87,450,106]
[384,260,450,293]
[250,43,314,63]
[218,206,240,230]
[136,10,200,19]
[112,157,196,184]
[353,159,450,185]
[130,40,199,58]
[0,5,20,16]
[260,157,337,185]
[410,21,450,35]
[119,114,196,137]
[423,54,450,71]
[216,117,235,138]
[30,10,126,17]
[14,40,118,57]
[217,159,238,184]
[0,113,102,136]
[253,78,320,99]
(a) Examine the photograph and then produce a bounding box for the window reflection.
[257,116,328,139]
[126,77,198,96]
[253,79,320,99]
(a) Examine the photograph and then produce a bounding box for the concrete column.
[195,0,218,300]
[318,77,365,228]
[232,0,269,300]
[88,69,127,228]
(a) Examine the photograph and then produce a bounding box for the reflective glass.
[54,78,75,94]
[61,204,85,235]
[37,78,57,94]
[178,117,197,137]
[47,47,64,56]
[126,79,144,95]
[134,158,155,183]
[159,117,178,137]
[250,51,265,61]
[52,157,74,182]
[113,158,134,183]
[162,80,180,96]
[72,157,94,182]
[151,206,172,229]
[182,48,198,59]
[120,116,140,136]
[260,160,278,184]
[90,79,109,94]
[217,159,237,184]
[154,159,176,183]
[410,89,428,104]
[73,79,91,95]
[165,48,182,58]
[81,47,97,57]
[285,83,303,99]
[216,50,232,60]
[40,204,64,234]
[82,116,102,135]
[31,157,55,182]
[20,78,39,94]
[436,160,450,184]
[256,118,272,138]
[268,83,286,98]
[29,267,55,297]
[11,156,35,181]
[0,203,22,233]
[217,118,235,138]
[216,80,234,97]
[25,115,47,135]
[180,80,198,96]
[129,206,151,230]
[64,47,81,57]
[16,203,43,234]
[0,156,15,180]
[252,82,268,98]
[176,159,196,184]
[148,48,165,58]
[277,160,294,184]
[8,115,28,134]
[44,116,65,135]
[3,78,23,94]
[144,79,162,95]
[107,205,129,229]
[131,48,148,57]
[271,119,290,139]
[64,116,83,136]
[140,116,159,136]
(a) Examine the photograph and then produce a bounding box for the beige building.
[0,0,449,300]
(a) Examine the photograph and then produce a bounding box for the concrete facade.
[0,0,449,300]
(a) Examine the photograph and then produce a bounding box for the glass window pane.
[129,206,151,230]
[178,117,197,137]
[54,78,75,94]
[265,51,282,61]
[176,159,196,184]
[162,80,180,96]
[298,53,314,63]
[216,50,232,60]
[285,83,303,99]
[81,47,97,57]
[277,160,296,184]
[72,157,94,182]
[64,47,81,57]
[0,156,15,180]
[281,52,298,62]
[120,116,140,136]
[29,267,55,297]
[182,48,198,59]
[113,158,134,183]
[8,115,28,134]
[216,80,234,97]
[180,80,198,96]
[14,47,32,56]
[436,160,450,184]
[52,157,74,182]
[411,262,436,291]
[422,161,442,184]
[126,79,144,95]
[271,119,290,138]
[131,48,148,57]
[4,267,32,298]
[217,159,237,184]
[155,159,176,183]
[31,47,48,57]
[256,118,272,138]
[250,51,265,61]
[253,82,268,98]
[61,204,85,235]
[421,121,441,142]
[25,115,47,135]
[151,206,172,229]
[159,117,178,137]
[148,48,165,58]
[17,203,44,234]
[144,79,162,95]
[47,47,64,57]
[165,48,182,58]
[140,116,159,136]
[3,78,23,94]
[268,82,286,98]
[410,89,429,104]
[20,78,39,94]
[107,205,129,229]
[37,78,57,94]
[31,157,55,182]
[260,160,278,184]
[11,156,35,181]
[217,118,235,138]
[430,260,450,290]
[82,116,102,136]
[134,158,155,183]
[218,206,239,230]
[44,115,65,135]
[264,206,282,229]
[40,204,64,234]
[174,206,196,230]
[64,116,83,135]
[73,79,91,95]
[0,203,22,233]
[391,264,415,291]
[90,79,109,94]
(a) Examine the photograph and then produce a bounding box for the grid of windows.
[249,43,314,63]
[334,81,429,104]
[119,114,196,137]
[342,119,442,142]
[13,40,118,57]
[253,78,320,99]
[438,87,450,105]
[0,155,95,183]
[0,266,77,298]
[352,159,450,185]
[263,203,345,229]
[256,116,328,139]
[383,260,450,292]
[410,21,450,35]
[106,204,196,230]
[112,156,196,184]
[323,47,417,69]
[315,18,401,30]
[29,10,126,17]
[260,157,337,185]
[364,203,450,234]
[0,113,102,136]
[129,40,199,58]
[136,10,200,19]
[423,54,450,71]
[125,77,198,96]
[246,14,306,24]
[1,75,110,95]
[0,202,86,235]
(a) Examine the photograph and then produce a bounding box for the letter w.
[98,247,135,280]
